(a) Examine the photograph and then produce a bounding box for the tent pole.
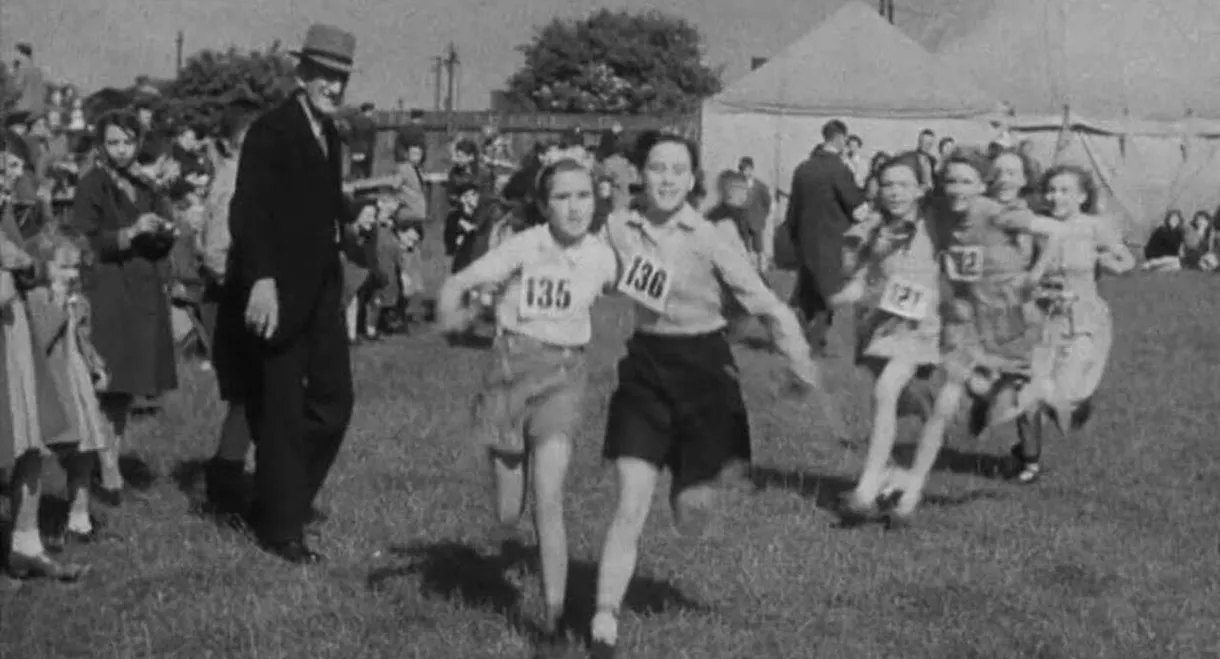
[1054,103,1071,161]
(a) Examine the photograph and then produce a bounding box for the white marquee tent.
[700,1,1000,206]
[937,0,1220,241]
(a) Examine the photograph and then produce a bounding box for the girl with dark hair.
[71,109,178,505]
[1142,210,1185,271]
[435,158,618,649]
[829,152,944,518]
[590,131,838,656]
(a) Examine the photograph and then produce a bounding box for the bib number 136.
[618,255,671,313]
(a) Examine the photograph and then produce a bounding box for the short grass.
[2,234,1220,658]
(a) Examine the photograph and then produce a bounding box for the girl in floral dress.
[1011,165,1134,482]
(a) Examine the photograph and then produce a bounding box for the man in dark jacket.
[785,119,867,356]
[217,23,368,564]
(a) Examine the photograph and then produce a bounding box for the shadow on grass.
[118,454,158,491]
[750,461,1007,528]
[444,331,494,351]
[367,539,708,645]
[749,466,855,513]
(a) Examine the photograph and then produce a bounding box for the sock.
[591,610,618,645]
[68,488,92,533]
[67,511,93,534]
[11,529,44,557]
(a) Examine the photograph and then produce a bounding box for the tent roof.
[709,0,999,118]
[937,0,1220,121]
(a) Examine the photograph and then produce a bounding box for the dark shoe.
[259,537,324,565]
[588,639,616,659]
[204,458,249,515]
[7,551,90,581]
[305,507,330,527]
[1070,398,1093,430]
[95,487,122,507]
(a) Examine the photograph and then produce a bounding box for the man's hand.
[355,205,377,232]
[245,278,279,340]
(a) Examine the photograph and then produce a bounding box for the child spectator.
[23,222,111,546]
[444,182,483,272]
[394,219,426,332]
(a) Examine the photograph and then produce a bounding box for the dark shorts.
[603,330,751,494]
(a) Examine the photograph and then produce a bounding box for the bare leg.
[592,458,661,650]
[98,394,131,493]
[530,436,572,627]
[894,379,966,520]
[490,449,528,528]
[846,358,917,514]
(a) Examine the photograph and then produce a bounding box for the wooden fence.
[362,110,700,179]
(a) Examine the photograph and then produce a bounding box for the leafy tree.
[163,42,295,132]
[504,9,723,115]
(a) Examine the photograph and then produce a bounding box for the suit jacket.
[226,94,357,346]
[784,146,864,296]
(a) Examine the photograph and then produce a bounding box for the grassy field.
[2,238,1220,658]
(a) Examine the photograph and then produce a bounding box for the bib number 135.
[519,273,572,318]
[618,255,671,313]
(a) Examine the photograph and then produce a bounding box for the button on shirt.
[447,224,618,347]
[604,205,809,364]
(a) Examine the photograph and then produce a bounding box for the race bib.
[878,277,931,321]
[518,266,574,319]
[617,253,673,314]
[944,245,984,282]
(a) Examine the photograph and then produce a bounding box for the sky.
[1,0,987,110]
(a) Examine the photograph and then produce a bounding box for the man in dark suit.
[218,23,368,564]
[785,119,867,356]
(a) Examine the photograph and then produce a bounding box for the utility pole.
[431,55,443,110]
[443,42,460,112]
[887,0,895,24]
[175,30,184,75]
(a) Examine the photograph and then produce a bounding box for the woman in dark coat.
[70,110,177,505]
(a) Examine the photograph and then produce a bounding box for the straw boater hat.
[289,24,356,74]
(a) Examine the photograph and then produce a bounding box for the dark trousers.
[245,273,354,543]
[790,266,834,354]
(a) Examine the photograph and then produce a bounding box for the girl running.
[830,152,943,518]
[884,148,1065,523]
[1010,165,1134,482]
[434,158,617,648]
[590,132,833,658]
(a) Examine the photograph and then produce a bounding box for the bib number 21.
[619,255,671,313]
